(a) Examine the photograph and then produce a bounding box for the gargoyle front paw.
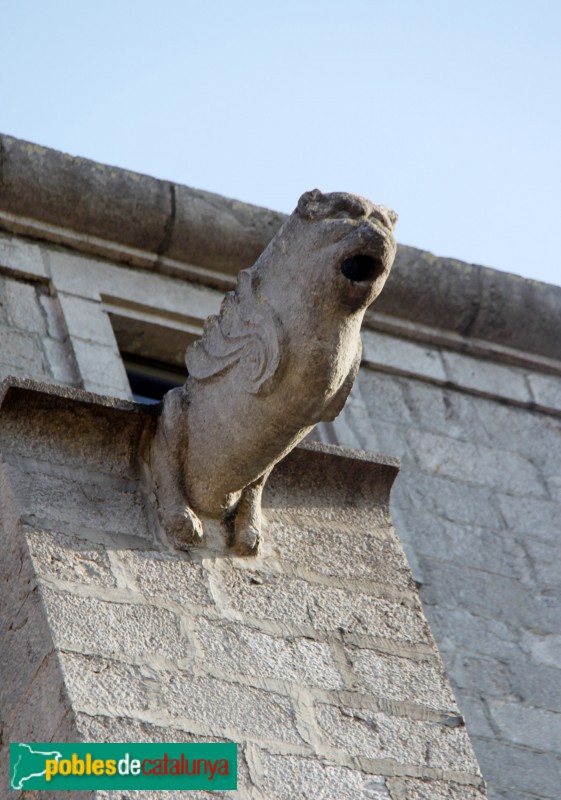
[166,506,204,550]
[232,523,262,556]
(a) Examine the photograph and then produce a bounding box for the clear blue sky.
[2,0,560,286]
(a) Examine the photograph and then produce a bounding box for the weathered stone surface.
[408,429,546,497]
[42,587,188,662]
[267,516,414,589]
[115,549,213,607]
[428,606,521,664]
[196,618,344,689]
[0,650,78,800]
[349,648,457,710]
[362,329,447,383]
[26,527,116,586]
[0,327,485,797]
[4,277,48,335]
[441,350,532,404]
[60,652,153,716]
[255,751,389,799]
[315,702,479,772]
[162,671,303,744]
[153,190,397,554]
[387,777,486,799]
[0,325,49,377]
[0,386,147,478]
[372,243,561,361]
[42,337,80,384]
[217,562,431,643]
[471,736,561,799]
[7,464,148,536]
[57,292,118,345]
[508,660,561,713]
[528,372,561,413]
[391,508,527,585]
[76,715,254,799]
[0,134,172,253]
[496,493,560,543]
[0,231,48,278]
[72,337,131,397]
[418,559,537,629]
[392,471,505,530]
[169,183,288,275]
[487,700,561,753]
[448,694,496,739]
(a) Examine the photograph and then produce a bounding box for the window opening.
[123,355,186,404]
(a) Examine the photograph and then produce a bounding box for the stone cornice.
[1,133,560,362]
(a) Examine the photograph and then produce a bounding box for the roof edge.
[1,134,560,362]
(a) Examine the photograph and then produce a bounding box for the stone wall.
[1,135,560,798]
[0,381,485,799]
[328,333,561,800]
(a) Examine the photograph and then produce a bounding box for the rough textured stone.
[315,702,479,772]
[392,471,505,530]
[4,277,48,335]
[153,190,397,555]
[0,134,172,253]
[217,562,431,643]
[7,464,148,537]
[0,650,77,800]
[496,493,560,543]
[528,372,561,413]
[427,606,521,664]
[0,388,146,478]
[349,648,457,710]
[267,515,414,589]
[42,336,80,384]
[508,661,561,713]
[60,652,154,716]
[487,700,561,753]
[418,559,537,629]
[57,292,119,345]
[441,350,531,404]
[196,618,344,689]
[470,736,561,799]
[72,337,131,397]
[256,751,389,799]
[25,527,116,586]
[0,325,49,377]
[2,134,561,362]
[0,231,48,278]
[41,587,188,662]
[387,777,486,799]
[115,549,213,607]
[391,508,527,583]
[408,429,546,497]
[162,671,303,744]
[362,329,447,382]
[169,182,288,275]
[76,715,253,799]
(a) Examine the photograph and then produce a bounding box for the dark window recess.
[123,355,186,404]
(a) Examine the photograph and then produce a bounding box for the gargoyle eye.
[340,254,385,283]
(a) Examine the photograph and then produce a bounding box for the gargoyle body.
[151,190,397,554]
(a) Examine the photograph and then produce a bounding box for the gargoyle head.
[289,189,398,313]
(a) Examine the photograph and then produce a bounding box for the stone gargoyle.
[151,189,397,554]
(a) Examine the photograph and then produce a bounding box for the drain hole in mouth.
[340,254,384,283]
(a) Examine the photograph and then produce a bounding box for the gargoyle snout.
[369,205,398,232]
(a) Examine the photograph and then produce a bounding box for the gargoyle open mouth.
[340,253,386,283]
